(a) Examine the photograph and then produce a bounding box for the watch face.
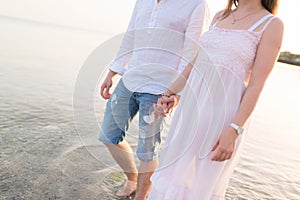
[237,127,244,134]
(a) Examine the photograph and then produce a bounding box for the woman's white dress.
[147,14,275,200]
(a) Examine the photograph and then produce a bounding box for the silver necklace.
[231,10,261,25]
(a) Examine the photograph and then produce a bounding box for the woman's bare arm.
[212,18,284,162]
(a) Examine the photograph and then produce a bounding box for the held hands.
[211,128,239,162]
[153,94,179,117]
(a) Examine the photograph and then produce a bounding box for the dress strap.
[247,13,274,32]
[212,18,221,27]
[211,13,224,27]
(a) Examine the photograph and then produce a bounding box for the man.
[99,0,210,199]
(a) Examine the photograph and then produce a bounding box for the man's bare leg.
[134,160,158,200]
[106,141,138,196]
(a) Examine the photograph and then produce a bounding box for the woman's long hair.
[222,0,279,18]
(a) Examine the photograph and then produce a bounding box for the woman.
[147,0,284,199]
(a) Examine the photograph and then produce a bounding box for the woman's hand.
[153,97,168,117]
[153,95,179,117]
[211,128,239,162]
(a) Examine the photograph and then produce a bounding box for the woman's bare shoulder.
[211,10,226,24]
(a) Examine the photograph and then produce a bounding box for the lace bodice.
[198,14,274,83]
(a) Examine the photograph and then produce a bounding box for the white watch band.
[230,123,244,135]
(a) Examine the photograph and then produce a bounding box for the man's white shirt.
[109,0,210,94]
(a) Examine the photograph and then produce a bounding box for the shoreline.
[278,59,300,66]
[278,51,300,66]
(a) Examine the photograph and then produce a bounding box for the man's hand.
[161,95,179,114]
[153,94,179,117]
[153,99,168,118]
[100,70,117,99]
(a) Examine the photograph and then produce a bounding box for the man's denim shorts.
[99,79,164,162]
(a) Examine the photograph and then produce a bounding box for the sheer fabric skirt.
[147,62,247,200]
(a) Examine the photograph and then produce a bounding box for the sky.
[0,0,299,53]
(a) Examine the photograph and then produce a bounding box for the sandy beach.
[1,12,300,199]
[0,117,136,200]
[1,62,300,200]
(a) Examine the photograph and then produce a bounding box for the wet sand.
[0,123,135,200]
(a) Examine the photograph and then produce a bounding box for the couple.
[99,0,283,199]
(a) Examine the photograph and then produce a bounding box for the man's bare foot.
[116,180,137,197]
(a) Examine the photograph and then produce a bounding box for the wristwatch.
[230,123,244,135]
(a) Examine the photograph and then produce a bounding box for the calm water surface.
[0,17,299,199]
